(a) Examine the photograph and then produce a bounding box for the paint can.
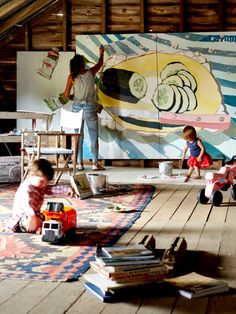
[87,174,107,194]
[159,161,173,177]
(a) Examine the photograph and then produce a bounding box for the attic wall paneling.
[71,8,102,24]
[70,0,102,47]
[185,0,219,31]
[0,68,17,138]
[6,31,25,51]
[0,50,17,135]
[107,2,142,33]
[146,1,181,33]
[0,35,24,107]
[31,12,64,50]
[225,0,236,30]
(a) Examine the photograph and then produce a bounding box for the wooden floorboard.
[0,169,235,313]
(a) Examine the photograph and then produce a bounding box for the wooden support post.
[24,23,32,51]
[140,0,145,33]
[218,0,225,31]
[180,0,186,32]
[62,0,69,51]
[101,0,107,34]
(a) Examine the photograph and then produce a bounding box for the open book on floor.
[164,272,229,299]
[70,174,93,199]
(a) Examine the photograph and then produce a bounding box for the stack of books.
[83,244,166,302]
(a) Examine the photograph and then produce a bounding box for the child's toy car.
[41,202,77,243]
[197,163,236,206]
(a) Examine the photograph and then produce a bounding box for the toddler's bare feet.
[185,175,190,182]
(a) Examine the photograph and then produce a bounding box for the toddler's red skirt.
[187,153,213,168]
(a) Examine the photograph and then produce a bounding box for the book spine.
[96,257,161,267]
[90,261,161,275]
[110,266,165,280]
[114,273,165,283]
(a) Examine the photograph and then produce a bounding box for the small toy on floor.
[42,202,77,243]
[197,156,236,206]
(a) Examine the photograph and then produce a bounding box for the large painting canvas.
[17,51,75,130]
[76,33,236,160]
[17,34,235,161]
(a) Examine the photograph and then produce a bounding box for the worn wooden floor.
[0,167,235,314]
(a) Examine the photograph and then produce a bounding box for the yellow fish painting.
[98,52,224,134]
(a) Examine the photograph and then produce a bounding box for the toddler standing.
[181,125,212,180]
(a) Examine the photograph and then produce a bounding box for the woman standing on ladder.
[63,45,105,171]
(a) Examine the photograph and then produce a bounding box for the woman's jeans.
[72,101,98,164]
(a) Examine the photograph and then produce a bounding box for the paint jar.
[159,161,173,177]
[87,174,108,194]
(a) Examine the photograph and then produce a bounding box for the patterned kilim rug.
[0,183,155,282]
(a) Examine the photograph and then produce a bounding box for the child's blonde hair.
[183,125,197,141]
[28,159,54,181]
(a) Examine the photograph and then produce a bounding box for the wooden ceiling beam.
[0,0,63,48]
[0,0,63,39]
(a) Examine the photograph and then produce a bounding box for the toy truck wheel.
[210,191,223,206]
[197,188,209,204]
[231,184,236,201]
[66,227,76,239]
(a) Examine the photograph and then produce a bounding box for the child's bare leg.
[193,166,201,179]
[185,166,193,182]
[36,226,42,235]
[187,166,194,177]
[26,215,43,233]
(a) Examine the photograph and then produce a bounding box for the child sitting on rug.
[181,125,212,181]
[7,158,75,234]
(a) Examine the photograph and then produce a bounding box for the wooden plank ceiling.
[0,0,62,38]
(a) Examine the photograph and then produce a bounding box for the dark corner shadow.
[227,287,236,295]
[174,250,228,279]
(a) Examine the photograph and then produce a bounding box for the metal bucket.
[87,174,107,194]
[159,161,173,177]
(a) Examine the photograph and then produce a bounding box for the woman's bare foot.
[92,162,105,171]
[193,176,201,179]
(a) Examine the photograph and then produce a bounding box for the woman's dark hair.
[70,54,85,79]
